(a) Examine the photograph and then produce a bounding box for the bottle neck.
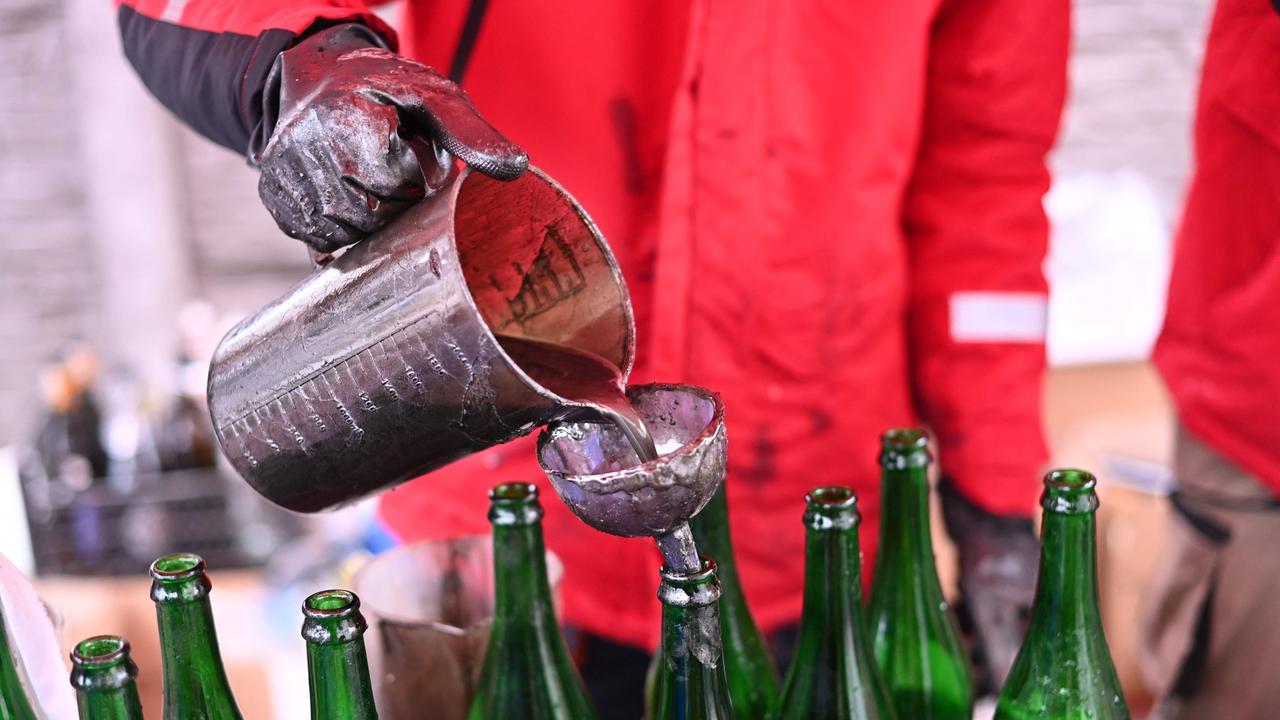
[306,639,377,720]
[73,672,143,720]
[690,485,737,576]
[492,522,557,627]
[154,595,238,709]
[1028,510,1104,636]
[654,564,734,718]
[801,524,865,627]
[876,466,935,566]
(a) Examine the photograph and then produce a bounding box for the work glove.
[253,24,528,253]
[939,478,1040,696]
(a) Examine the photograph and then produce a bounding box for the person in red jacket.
[1141,0,1280,717]
[117,0,1068,712]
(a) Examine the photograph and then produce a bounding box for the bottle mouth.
[150,552,204,581]
[488,482,543,526]
[490,482,538,502]
[1041,468,1100,514]
[804,486,860,530]
[72,636,129,668]
[304,589,360,619]
[657,557,720,608]
[302,589,369,645]
[879,427,932,469]
[659,556,717,585]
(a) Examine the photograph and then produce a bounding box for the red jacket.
[1155,0,1280,493]
[119,0,1067,649]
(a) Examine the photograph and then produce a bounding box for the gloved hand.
[254,24,528,253]
[939,478,1040,695]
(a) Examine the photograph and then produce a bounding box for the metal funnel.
[536,383,726,574]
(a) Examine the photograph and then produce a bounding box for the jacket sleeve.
[116,0,398,155]
[902,0,1069,516]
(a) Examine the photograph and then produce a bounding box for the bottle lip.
[150,552,205,582]
[488,482,544,526]
[657,557,720,608]
[879,427,932,469]
[658,556,717,585]
[1041,468,1100,514]
[303,589,361,620]
[71,636,130,669]
[149,552,212,603]
[301,589,369,645]
[803,486,860,530]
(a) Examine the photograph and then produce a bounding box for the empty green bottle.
[69,636,144,720]
[150,553,244,720]
[648,484,778,720]
[776,486,895,720]
[995,469,1129,720]
[867,429,972,719]
[0,605,39,720]
[469,483,595,720]
[651,558,735,720]
[303,589,378,720]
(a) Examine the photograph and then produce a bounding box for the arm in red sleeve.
[902,0,1069,516]
[116,0,397,154]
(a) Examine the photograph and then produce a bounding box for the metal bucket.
[207,166,634,512]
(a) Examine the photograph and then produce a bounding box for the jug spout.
[207,166,635,512]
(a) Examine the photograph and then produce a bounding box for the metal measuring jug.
[207,166,635,512]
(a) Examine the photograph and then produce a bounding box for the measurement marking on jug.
[285,424,307,450]
[427,353,447,377]
[334,402,364,437]
[446,338,473,375]
[380,379,401,401]
[311,415,327,433]
[358,392,379,413]
[404,366,425,395]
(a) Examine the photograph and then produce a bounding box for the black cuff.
[250,23,391,164]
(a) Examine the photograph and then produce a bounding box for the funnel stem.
[656,522,702,575]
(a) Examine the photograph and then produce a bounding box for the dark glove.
[939,478,1039,695]
[254,24,527,253]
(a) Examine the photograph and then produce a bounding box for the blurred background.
[0,0,1213,717]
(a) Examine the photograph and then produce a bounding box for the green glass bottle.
[150,552,244,720]
[867,429,972,719]
[648,484,778,720]
[651,558,735,720]
[468,483,595,720]
[69,636,144,720]
[776,486,895,720]
[302,589,379,720]
[0,605,39,720]
[995,469,1129,720]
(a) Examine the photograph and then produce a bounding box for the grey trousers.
[1140,424,1280,720]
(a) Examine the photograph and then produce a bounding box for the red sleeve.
[116,0,398,154]
[902,0,1069,516]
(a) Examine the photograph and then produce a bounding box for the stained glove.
[939,478,1040,695]
[254,24,527,253]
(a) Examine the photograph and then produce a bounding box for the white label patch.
[949,291,1047,343]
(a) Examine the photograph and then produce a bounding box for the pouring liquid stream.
[495,334,659,463]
